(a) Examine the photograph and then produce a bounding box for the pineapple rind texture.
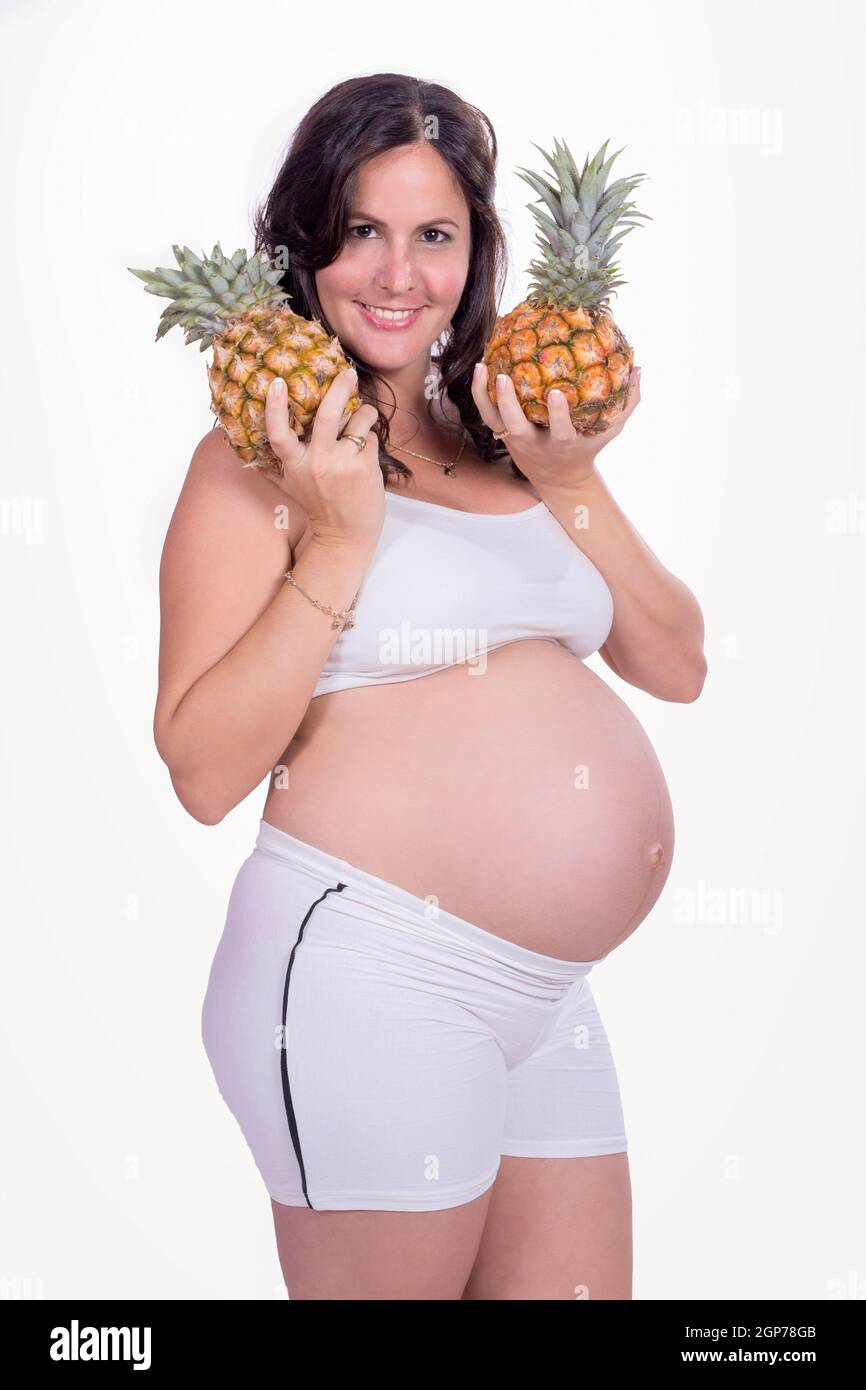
[129,242,359,473]
[484,137,647,434]
[208,303,360,474]
[485,301,634,433]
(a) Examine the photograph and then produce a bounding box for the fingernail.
[271,377,285,393]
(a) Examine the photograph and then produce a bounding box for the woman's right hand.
[263,367,385,554]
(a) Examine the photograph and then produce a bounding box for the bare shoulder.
[179,425,309,552]
[153,427,308,744]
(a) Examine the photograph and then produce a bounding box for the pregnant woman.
[154,75,706,1301]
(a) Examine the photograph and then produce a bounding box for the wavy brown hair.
[251,72,520,485]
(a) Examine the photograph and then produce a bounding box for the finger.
[623,362,641,404]
[617,365,641,423]
[338,400,379,448]
[343,398,379,429]
[593,366,641,442]
[310,366,361,441]
[545,387,578,445]
[472,362,505,434]
[265,376,303,470]
[492,371,535,440]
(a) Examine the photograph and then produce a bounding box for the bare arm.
[153,428,374,824]
[538,471,707,703]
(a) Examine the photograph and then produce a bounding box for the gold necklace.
[389,426,468,478]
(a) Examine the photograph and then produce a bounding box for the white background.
[1,0,864,1300]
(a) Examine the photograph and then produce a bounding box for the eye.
[347,224,452,244]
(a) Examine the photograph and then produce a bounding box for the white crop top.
[310,488,614,699]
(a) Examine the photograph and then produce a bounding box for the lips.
[354,301,425,330]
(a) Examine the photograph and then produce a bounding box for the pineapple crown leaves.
[127,241,292,352]
[514,137,652,310]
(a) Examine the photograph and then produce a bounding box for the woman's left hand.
[471,361,642,490]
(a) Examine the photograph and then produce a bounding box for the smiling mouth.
[355,301,425,327]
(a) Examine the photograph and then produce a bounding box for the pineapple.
[128,243,360,474]
[484,138,649,433]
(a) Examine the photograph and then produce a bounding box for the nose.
[371,238,417,298]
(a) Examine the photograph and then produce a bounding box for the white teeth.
[361,303,416,321]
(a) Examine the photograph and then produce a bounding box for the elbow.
[154,711,230,825]
[154,739,229,825]
[647,652,707,703]
[168,764,229,825]
[179,772,229,822]
[185,792,229,826]
[623,653,708,703]
[674,654,708,703]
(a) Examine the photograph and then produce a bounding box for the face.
[315,141,471,374]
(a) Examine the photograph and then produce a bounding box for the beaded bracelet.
[284,569,358,630]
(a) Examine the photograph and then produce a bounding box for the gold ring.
[340,432,367,451]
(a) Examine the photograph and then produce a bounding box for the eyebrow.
[349,211,460,230]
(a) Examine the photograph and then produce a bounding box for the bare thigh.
[271,1186,494,1300]
[461,1152,632,1300]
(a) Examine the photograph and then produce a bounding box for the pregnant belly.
[263,639,675,961]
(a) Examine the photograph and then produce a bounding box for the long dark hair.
[251,73,518,485]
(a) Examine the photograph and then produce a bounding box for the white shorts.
[201,819,628,1212]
